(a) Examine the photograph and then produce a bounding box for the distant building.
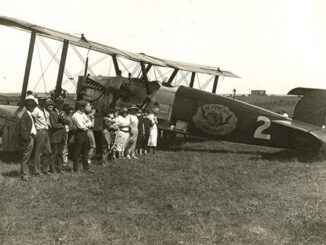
[250,90,266,96]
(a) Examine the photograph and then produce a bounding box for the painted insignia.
[192,104,238,135]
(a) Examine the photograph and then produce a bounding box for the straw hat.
[128,104,138,110]
[54,96,64,104]
[120,107,128,113]
[45,99,54,107]
[24,98,37,106]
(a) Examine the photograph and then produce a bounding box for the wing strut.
[55,39,69,97]
[212,75,219,93]
[145,64,152,74]
[167,68,179,84]
[140,62,151,94]
[20,31,36,104]
[112,55,121,76]
[189,72,195,88]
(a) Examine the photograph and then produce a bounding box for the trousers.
[50,142,63,172]
[33,129,52,173]
[73,130,89,171]
[87,130,96,160]
[21,136,34,176]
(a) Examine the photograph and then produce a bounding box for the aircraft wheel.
[319,143,326,159]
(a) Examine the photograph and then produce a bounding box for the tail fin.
[288,87,326,127]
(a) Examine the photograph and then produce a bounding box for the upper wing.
[0,16,239,78]
[273,119,326,143]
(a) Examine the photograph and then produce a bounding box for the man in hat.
[62,104,74,166]
[26,91,38,105]
[142,109,152,154]
[71,100,93,171]
[125,104,139,159]
[48,96,69,173]
[19,98,37,180]
[45,99,54,112]
[85,104,96,165]
[31,95,52,175]
[136,107,145,156]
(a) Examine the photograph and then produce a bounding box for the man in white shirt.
[85,107,96,164]
[32,96,52,175]
[62,104,74,166]
[72,100,92,172]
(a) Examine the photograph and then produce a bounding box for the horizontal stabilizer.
[287,87,326,96]
[273,119,326,143]
[0,105,19,117]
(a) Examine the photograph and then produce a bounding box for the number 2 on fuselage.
[254,116,271,140]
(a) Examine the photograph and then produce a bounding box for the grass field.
[1,94,326,244]
[0,139,325,244]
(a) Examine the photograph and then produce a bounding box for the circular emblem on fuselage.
[192,104,237,135]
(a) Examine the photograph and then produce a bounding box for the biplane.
[0,16,326,153]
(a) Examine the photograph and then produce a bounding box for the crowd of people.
[18,94,159,181]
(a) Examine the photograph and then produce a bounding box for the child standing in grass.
[102,110,118,165]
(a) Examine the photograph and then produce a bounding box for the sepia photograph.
[0,0,326,244]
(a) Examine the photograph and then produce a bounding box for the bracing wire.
[175,71,190,86]
[108,58,112,76]
[62,55,108,85]
[38,37,77,86]
[32,39,62,91]
[71,45,96,77]
[201,75,214,90]
[35,38,47,93]
[196,73,201,89]
[153,66,157,81]
[117,58,131,74]
[154,66,165,80]
[131,63,139,77]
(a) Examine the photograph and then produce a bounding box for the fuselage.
[79,76,322,152]
[150,86,321,152]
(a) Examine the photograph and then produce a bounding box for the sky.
[0,0,326,95]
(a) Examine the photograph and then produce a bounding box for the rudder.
[288,87,326,127]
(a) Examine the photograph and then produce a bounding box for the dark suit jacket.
[143,117,152,137]
[19,111,33,146]
[49,110,67,143]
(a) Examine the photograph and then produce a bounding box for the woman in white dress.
[125,105,139,159]
[113,107,131,159]
[147,107,159,153]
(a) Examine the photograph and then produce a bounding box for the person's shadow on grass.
[0,151,21,163]
[259,150,323,163]
[2,170,20,178]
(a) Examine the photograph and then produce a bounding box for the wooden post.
[167,68,179,84]
[212,75,219,93]
[20,31,36,103]
[55,39,69,96]
[112,55,121,76]
[189,72,195,88]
